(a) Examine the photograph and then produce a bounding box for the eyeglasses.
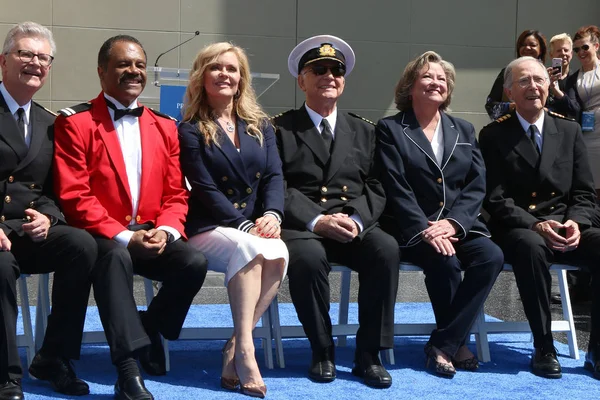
[305,64,346,77]
[516,76,547,88]
[8,49,54,67]
[573,44,590,53]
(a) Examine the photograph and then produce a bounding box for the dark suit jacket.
[479,110,596,234]
[561,69,587,123]
[273,106,386,241]
[0,90,64,236]
[377,110,490,247]
[178,118,284,236]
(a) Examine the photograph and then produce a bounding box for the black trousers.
[92,238,207,363]
[402,235,503,357]
[496,227,600,348]
[285,226,399,354]
[0,225,97,381]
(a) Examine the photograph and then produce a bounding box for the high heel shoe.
[424,342,456,378]
[241,383,267,398]
[452,355,479,371]
[221,339,240,390]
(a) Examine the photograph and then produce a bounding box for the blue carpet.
[17,303,600,399]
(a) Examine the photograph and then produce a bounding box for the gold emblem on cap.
[319,44,336,57]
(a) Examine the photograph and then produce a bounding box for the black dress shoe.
[0,379,23,400]
[531,346,562,379]
[352,351,392,388]
[29,352,89,395]
[308,347,336,383]
[138,311,166,376]
[584,345,600,380]
[114,376,154,400]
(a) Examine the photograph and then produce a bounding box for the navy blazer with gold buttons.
[377,110,490,247]
[179,118,284,237]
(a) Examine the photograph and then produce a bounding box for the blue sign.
[159,85,187,122]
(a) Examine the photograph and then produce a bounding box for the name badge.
[582,111,595,132]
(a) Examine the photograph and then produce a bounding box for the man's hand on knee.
[314,214,356,243]
[532,220,570,251]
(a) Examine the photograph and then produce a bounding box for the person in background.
[377,51,503,378]
[53,35,208,400]
[0,21,97,400]
[179,42,288,399]
[485,29,547,120]
[546,33,577,118]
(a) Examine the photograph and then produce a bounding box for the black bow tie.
[105,98,144,121]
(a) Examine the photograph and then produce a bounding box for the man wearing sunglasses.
[0,22,98,399]
[273,35,399,388]
[480,56,600,380]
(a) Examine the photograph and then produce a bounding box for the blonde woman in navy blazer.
[377,51,503,377]
[179,42,288,398]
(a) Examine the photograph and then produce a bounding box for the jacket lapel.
[0,92,28,160]
[439,112,459,170]
[92,94,133,203]
[295,105,330,167]
[324,113,355,182]
[507,114,539,169]
[138,106,157,203]
[538,111,561,183]
[13,104,47,174]
[400,111,440,170]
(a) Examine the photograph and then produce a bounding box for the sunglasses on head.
[307,64,346,77]
[573,44,591,53]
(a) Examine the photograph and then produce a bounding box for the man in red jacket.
[53,35,207,400]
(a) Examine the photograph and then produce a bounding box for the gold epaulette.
[348,112,376,126]
[548,110,575,121]
[494,114,511,123]
[41,106,57,116]
[148,107,177,122]
[270,109,293,120]
[58,102,92,117]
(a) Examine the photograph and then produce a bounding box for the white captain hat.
[287,34,355,78]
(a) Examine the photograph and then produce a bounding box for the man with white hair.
[0,21,97,399]
[480,56,600,380]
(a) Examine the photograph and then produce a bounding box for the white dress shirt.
[104,94,180,245]
[303,104,364,233]
[430,118,444,166]
[516,111,545,150]
[0,82,32,147]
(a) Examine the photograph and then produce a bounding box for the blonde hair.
[549,33,573,53]
[394,51,455,111]
[182,42,269,146]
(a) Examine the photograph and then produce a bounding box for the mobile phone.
[552,58,562,75]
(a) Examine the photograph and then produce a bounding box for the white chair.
[16,275,36,368]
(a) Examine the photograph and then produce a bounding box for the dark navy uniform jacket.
[179,118,284,236]
[377,110,490,247]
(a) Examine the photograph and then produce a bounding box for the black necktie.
[16,108,25,139]
[105,98,144,121]
[320,119,334,153]
[528,125,541,154]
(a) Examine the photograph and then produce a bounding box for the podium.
[142,66,279,120]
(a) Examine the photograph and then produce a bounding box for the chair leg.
[337,269,352,347]
[17,276,35,369]
[270,296,285,368]
[260,305,274,370]
[474,305,490,362]
[143,278,171,371]
[381,348,395,365]
[558,269,579,360]
[35,274,51,352]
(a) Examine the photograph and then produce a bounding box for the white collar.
[516,110,544,135]
[0,82,32,123]
[103,93,139,109]
[305,103,337,133]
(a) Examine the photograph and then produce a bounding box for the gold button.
[550,206,555,210]
[341,196,347,201]
[0,216,4,222]
[4,196,10,204]
[437,178,442,184]
[256,172,261,178]
[321,186,328,193]
[246,187,252,194]
[125,215,132,221]
[439,201,444,207]
[29,201,34,207]
[222,176,228,182]
[529,204,536,210]
[233,203,239,209]
[227,189,234,195]
[531,192,537,197]
[29,184,35,189]
[342,185,348,192]
[240,202,247,208]
[321,198,327,203]
[136,215,141,222]
[8,176,14,183]
[551,192,556,196]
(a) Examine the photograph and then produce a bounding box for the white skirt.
[188,226,289,286]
